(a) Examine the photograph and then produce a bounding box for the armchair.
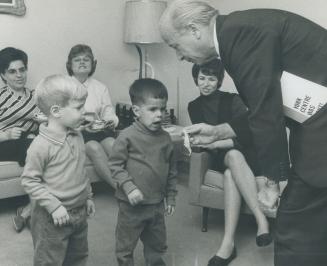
[188,150,287,232]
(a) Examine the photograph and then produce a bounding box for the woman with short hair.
[0,47,41,233]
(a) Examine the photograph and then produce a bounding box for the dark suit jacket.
[216,9,327,186]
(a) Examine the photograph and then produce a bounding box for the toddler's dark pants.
[116,201,167,266]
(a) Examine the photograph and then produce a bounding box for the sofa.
[0,157,101,200]
[188,150,287,232]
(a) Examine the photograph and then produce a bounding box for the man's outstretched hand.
[184,123,235,147]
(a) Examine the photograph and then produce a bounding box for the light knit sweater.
[21,124,92,213]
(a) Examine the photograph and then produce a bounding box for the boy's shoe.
[13,207,26,233]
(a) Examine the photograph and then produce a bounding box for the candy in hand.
[183,129,192,155]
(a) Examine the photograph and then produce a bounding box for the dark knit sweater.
[109,120,177,206]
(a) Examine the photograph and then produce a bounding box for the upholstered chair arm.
[188,149,211,204]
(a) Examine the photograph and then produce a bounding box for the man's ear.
[132,105,140,118]
[188,23,201,39]
[50,105,61,118]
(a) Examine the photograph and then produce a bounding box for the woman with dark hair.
[0,47,41,233]
[66,44,118,188]
[188,59,272,266]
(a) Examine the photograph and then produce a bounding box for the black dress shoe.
[207,247,237,266]
[256,233,273,247]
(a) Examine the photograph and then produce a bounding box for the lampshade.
[124,0,167,44]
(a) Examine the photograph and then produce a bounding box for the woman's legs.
[100,137,115,158]
[215,169,241,258]
[224,150,269,236]
[85,139,115,188]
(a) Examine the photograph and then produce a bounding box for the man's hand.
[127,188,144,206]
[197,139,234,150]
[52,205,70,227]
[165,205,175,216]
[184,123,235,146]
[86,199,96,217]
[258,179,280,213]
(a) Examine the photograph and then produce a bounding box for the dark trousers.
[115,201,167,266]
[275,175,327,266]
[0,136,33,166]
[31,204,89,266]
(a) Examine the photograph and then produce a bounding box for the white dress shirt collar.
[213,20,221,59]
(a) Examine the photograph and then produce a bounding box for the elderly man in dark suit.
[159,1,327,266]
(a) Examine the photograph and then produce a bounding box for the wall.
[0,0,173,108]
[1,0,327,125]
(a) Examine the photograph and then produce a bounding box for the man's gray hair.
[159,0,218,37]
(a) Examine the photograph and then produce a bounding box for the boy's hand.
[52,205,69,227]
[127,188,144,206]
[165,205,175,216]
[86,199,96,217]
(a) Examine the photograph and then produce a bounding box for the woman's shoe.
[207,247,237,266]
[256,233,273,247]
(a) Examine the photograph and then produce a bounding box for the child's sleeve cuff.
[122,181,137,195]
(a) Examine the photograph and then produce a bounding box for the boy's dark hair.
[0,47,28,82]
[129,78,168,105]
[66,44,97,76]
[192,58,225,89]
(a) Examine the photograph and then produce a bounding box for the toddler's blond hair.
[35,74,87,115]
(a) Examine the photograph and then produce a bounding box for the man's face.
[165,26,214,65]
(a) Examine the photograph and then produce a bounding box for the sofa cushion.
[0,162,23,181]
[0,157,94,181]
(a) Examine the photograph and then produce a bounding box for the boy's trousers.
[116,200,167,266]
[31,203,89,266]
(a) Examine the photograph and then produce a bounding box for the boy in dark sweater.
[109,78,177,266]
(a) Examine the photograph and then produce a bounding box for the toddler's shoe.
[256,233,273,247]
[13,207,26,233]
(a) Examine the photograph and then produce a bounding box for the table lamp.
[124,0,167,79]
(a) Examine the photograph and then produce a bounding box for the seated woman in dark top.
[0,47,41,233]
[188,59,272,266]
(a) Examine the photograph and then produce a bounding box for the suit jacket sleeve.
[219,22,290,182]
[229,94,252,148]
